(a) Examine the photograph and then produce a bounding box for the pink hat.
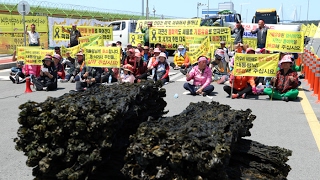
[135,52,141,57]
[147,22,152,25]
[280,55,292,64]
[260,48,270,53]
[128,49,134,53]
[154,48,161,53]
[76,52,83,56]
[72,24,76,26]
[198,56,208,63]
[53,54,61,60]
[215,49,225,57]
[159,52,167,59]
[246,48,255,53]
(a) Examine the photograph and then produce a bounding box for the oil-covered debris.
[122,101,292,180]
[14,81,167,180]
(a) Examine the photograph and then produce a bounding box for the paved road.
[0,56,319,180]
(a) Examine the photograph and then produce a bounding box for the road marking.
[0,69,11,73]
[299,90,320,152]
[170,72,183,81]
[0,76,10,81]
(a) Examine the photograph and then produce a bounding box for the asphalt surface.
[0,56,320,180]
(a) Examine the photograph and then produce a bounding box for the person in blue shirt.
[160,45,169,59]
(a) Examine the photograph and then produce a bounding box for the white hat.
[280,55,293,64]
[178,45,184,49]
[154,48,161,53]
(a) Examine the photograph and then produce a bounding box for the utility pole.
[207,0,209,17]
[142,0,144,16]
[299,5,301,21]
[146,0,149,20]
[307,0,309,22]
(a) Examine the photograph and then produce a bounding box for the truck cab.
[107,20,137,48]
[252,9,280,24]
[200,11,241,27]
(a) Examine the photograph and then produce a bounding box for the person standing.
[61,24,82,47]
[25,24,40,46]
[140,22,152,46]
[231,21,244,45]
[251,19,269,48]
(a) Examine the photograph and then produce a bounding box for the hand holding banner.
[265,30,304,53]
[84,47,121,68]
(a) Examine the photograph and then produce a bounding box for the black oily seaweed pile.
[14,81,167,180]
[122,101,292,180]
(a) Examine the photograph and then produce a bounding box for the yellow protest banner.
[188,36,210,64]
[233,53,279,77]
[185,35,207,47]
[84,47,121,68]
[265,30,304,53]
[313,23,320,38]
[301,24,306,34]
[61,45,80,57]
[53,25,113,41]
[16,46,42,61]
[309,23,317,37]
[135,19,201,32]
[0,14,48,33]
[305,24,311,37]
[150,27,230,50]
[24,49,54,65]
[79,34,103,48]
[0,32,49,54]
[129,33,144,47]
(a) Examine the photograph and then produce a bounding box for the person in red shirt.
[150,52,170,84]
[223,74,256,99]
[133,53,148,83]
[124,48,136,67]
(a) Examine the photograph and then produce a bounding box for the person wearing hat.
[140,21,152,46]
[133,52,148,83]
[210,49,230,83]
[231,21,244,45]
[62,24,82,47]
[150,52,170,84]
[184,56,214,96]
[171,45,190,70]
[143,46,151,62]
[119,64,135,83]
[263,54,299,102]
[147,48,161,69]
[124,48,137,67]
[32,56,57,91]
[53,54,65,80]
[70,52,86,83]
[76,60,103,91]
[61,51,76,83]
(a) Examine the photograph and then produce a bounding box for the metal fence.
[0,0,186,21]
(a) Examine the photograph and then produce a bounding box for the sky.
[27,0,319,21]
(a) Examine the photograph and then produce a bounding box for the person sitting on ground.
[124,48,136,67]
[133,52,148,83]
[72,52,86,83]
[32,56,57,91]
[263,54,299,102]
[147,48,161,69]
[223,73,256,99]
[143,46,151,63]
[184,56,214,96]
[150,52,170,84]
[211,49,230,83]
[76,64,103,91]
[60,51,76,83]
[171,45,190,70]
[118,64,135,83]
[102,68,119,83]
[9,50,25,84]
[53,54,65,80]
[160,45,169,59]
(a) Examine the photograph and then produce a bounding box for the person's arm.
[151,60,159,69]
[186,67,195,81]
[37,32,40,45]
[161,64,170,80]
[61,26,70,34]
[251,28,258,34]
[183,54,190,67]
[248,76,256,88]
[25,25,29,35]
[231,28,235,35]
[201,68,213,89]
[12,50,17,62]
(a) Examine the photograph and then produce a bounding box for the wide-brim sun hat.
[178,45,184,49]
[154,48,161,53]
[280,55,293,64]
[159,52,167,59]
[246,48,255,53]
[123,64,134,73]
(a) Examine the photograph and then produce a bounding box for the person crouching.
[32,56,57,91]
[76,65,103,91]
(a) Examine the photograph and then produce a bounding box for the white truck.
[107,20,137,48]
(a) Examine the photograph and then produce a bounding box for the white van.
[107,20,137,48]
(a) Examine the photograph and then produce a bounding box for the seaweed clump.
[122,101,292,180]
[14,81,167,180]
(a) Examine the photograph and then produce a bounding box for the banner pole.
[270,78,276,101]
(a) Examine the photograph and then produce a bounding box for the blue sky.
[43,0,317,21]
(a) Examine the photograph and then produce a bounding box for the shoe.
[202,92,207,97]
[43,87,48,91]
[15,75,19,84]
[71,79,75,83]
[20,78,26,83]
[298,74,305,79]
[9,76,16,83]
[180,69,187,75]
[10,72,16,76]
[241,93,247,99]
[282,97,289,102]
[231,94,239,99]
[60,79,69,83]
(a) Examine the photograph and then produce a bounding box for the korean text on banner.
[188,36,210,65]
[135,19,201,32]
[265,30,304,53]
[309,24,318,37]
[61,45,80,57]
[16,46,42,61]
[129,33,144,47]
[84,47,121,68]
[0,14,48,33]
[233,53,279,77]
[313,23,320,38]
[53,25,113,41]
[24,49,54,65]
[79,34,103,48]
[305,24,311,37]
[185,35,207,47]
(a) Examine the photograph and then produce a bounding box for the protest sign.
[233,53,279,77]
[188,36,210,64]
[24,49,54,65]
[135,19,201,32]
[61,45,80,57]
[16,46,41,61]
[265,30,304,53]
[84,47,121,68]
[129,33,144,47]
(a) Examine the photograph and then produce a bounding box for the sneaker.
[231,93,239,99]
[71,79,76,83]
[9,76,16,83]
[298,74,305,79]
[282,97,289,102]
[10,72,16,76]
[43,87,48,91]
[202,92,207,97]
[241,93,247,99]
[20,78,26,83]
[15,75,19,84]
[60,79,69,83]
[180,69,187,75]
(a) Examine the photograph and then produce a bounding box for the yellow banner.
[188,36,210,65]
[265,30,304,53]
[150,27,230,50]
[0,14,48,33]
[309,24,317,37]
[185,35,207,47]
[305,24,311,37]
[233,53,279,77]
[53,25,113,41]
[135,19,201,32]
[313,23,320,38]
[61,45,80,57]
[83,47,121,68]
[24,49,54,65]
[129,33,144,47]
[301,24,306,34]
[0,32,49,54]
[16,46,41,61]
[79,34,103,48]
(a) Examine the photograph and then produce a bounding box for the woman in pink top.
[119,64,135,83]
[24,64,41,78]
[184,56,214,96]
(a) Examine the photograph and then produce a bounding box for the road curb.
[0,62,15,70]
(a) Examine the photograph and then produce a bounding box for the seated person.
[53,54,65,79]
[32,56,57,91]
[150,52,170,84]
[210,49,229,82]
[223,74,256,99]
[76,65,103,91]
[102,68,119,83]
[9,50,25,84]
[184,56,214,96]
[133,53,148,83]
[119,64,135,83]
[171,45,190,70]
[264,55,299,102]
[61,51,76,82]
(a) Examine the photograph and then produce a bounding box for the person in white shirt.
[25,24,40,46]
